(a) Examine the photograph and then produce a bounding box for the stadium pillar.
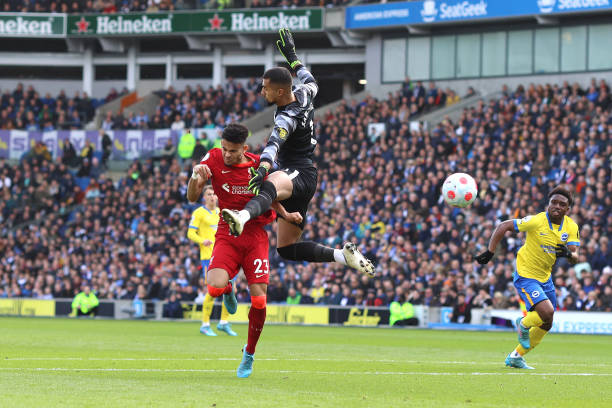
[365,34,382,92]
[212,47,223,87]
[342,79,352,99]
[165,55,174,89]
[264,44,274,71]
[82,46,93,97]
[127,43,138,91]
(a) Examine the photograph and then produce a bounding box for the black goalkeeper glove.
[248,166,268,195]
[555,244,572,259]
[474,250,494,265]
[276,28,303,71]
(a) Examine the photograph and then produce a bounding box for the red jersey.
[200,148,275,235]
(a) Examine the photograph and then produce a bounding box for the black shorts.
[277,166,317,230]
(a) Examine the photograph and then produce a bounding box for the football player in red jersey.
[187,123,301,378]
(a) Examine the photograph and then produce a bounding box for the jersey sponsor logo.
[540,244,556,254]
[220,182,251,195]
[531,290,540,298]
[561,232,569,242]
[231,185,251,195]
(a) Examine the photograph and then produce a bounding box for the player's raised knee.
[251,295,267,309]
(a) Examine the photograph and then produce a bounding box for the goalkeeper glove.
[276,28,303,71]
[248,166,268,195]
[474,250,494,265]
[555,244,572,259]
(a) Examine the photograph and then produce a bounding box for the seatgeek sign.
[346,0,612,29]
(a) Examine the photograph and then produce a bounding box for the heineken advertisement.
[66,8,323,36]
[0,13,65,37]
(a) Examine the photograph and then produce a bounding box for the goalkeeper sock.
[277,242,337,263]
[244,181,276,220]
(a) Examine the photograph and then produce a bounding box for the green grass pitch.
[1,317,611,407]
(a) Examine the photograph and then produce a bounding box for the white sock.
[333,249,347,265]
[201,323,209,327]
[238,210,250,223]
[510,350,522,358]
[219,320,228,325]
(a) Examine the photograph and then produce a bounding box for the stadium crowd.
[101,79,264,131]
[1,80,262,131]
[2,0,351,13]
[0,78,611,316]
[0,84,122,131]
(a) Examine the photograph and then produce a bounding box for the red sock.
[246,306,266,355]
[222,282,232,295]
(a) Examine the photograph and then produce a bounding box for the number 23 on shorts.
[253,259,269,278]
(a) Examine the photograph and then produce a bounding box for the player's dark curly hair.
[263,66,293,87]
[222,123,249,144]
[548,185,573,206]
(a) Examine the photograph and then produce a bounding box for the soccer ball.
[442,173,478,208]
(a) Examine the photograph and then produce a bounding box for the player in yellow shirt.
[188,185,236,337]
[475,186,580,369]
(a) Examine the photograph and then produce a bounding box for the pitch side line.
[4,357,612,367]
[0,367,611,376]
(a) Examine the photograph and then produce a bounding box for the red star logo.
[208,14,224,31]
[76,17,89,33]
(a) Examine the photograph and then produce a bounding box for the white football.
[442,173,478,208]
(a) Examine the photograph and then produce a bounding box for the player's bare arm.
[475,220,515,264]
[187,164,211,203]
[270,201,303,226]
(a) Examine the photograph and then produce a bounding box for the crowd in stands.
[100,79,264,131]
[0,84,122,131]
[1,78,611,318]
[2,0,350,13]
[0,79,261,132]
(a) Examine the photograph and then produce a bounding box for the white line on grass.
[4,357,612,367]
[0,367,611,376]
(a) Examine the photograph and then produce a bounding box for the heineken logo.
[0,16,54,35]
[225,11,312,32]
[75,17,90,33]
[208,14,224,30]
[0,8,322,37]
[95,15,172,35]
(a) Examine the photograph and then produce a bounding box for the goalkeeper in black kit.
[222,28,374,277]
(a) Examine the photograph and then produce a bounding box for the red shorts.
[209,228,270,285]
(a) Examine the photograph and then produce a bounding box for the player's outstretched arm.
[277,28,303,71]
[475,220,515,264]
[276,28,318,92]
[187,164,211,203]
